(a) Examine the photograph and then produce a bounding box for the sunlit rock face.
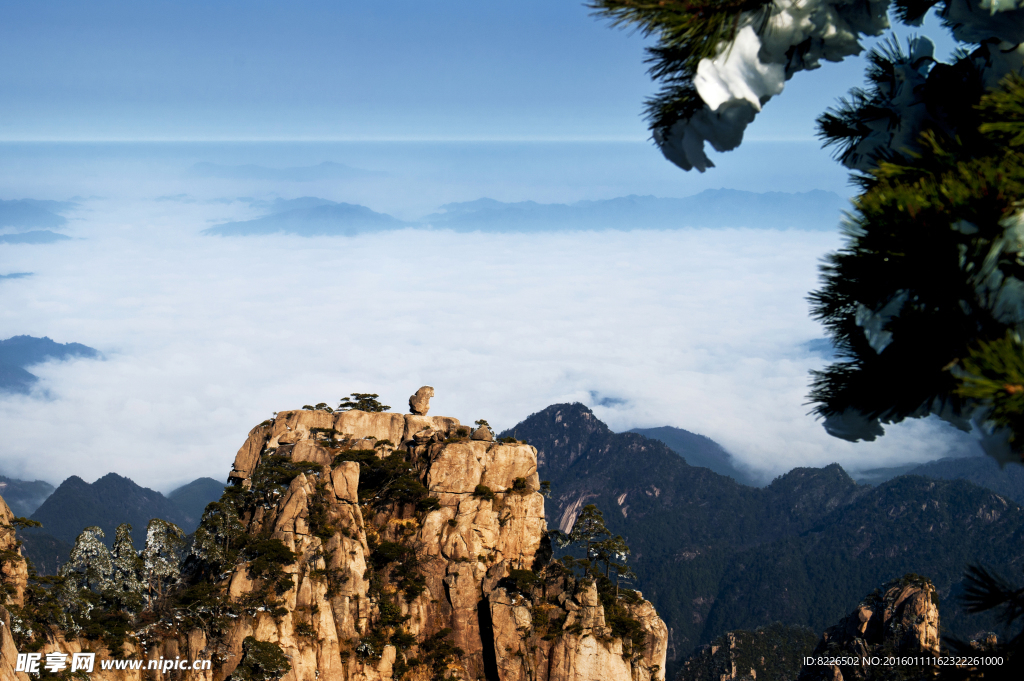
[0,405,667,681]
[798,575,940,681]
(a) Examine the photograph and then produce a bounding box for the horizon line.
[0,136,820,144]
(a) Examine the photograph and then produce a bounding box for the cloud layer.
[0,191,972,491]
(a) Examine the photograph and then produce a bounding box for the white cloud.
[0,194,971,492]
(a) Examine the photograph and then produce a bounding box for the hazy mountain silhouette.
[628,425,761,486]
[0,335,101,393]
[0,476,55,516]
[0,231,71,244]
[425,189,844,232]
[0,198,73,230]
[204,201,408,236]
[167,477,225,524]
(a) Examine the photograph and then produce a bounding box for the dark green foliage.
[306,483,336,542]
[369,541,427,600]
[230,637,292,681]
[244,538,297,584]
[249,456,321,503]
[506,569,539,595]
[472,484,495,501]
[302,402,334,412]
[12,516,41,530]
[956,333,1024,448]
[416,496,441,513]
[332,449,429,509]
[568,504,611,553]
[511,477,529,494]
[294,622,317,639]
[337,393,390,412]
[809,72,1024,452]
[78,608,133,653]
[416,628,465,681]
[589,0,774,136]
[940,566,1024,679]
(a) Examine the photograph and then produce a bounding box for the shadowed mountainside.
[503,403,1024,672]
[628,425,760,486]
[0,335,100,393]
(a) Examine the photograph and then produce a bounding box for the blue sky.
[0,1,956,142]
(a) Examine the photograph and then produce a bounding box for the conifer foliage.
[595,0,1024,459]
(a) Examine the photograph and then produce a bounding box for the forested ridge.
[504,403,1024,670]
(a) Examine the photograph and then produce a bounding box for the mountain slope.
[504,403,1024,670]
[628,425,760,486]
[0,476,54,516]
[28,473,192,547]
[167,476,225,526]
[0,335,101,393]
[0,335,99,368]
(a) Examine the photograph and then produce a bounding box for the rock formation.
[0,404,667,681]
[797,574,940,681]
[0,495,29,681]
[409,387,434,416]
[676,624,817,681]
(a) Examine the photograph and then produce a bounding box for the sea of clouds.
[0,142,977,491]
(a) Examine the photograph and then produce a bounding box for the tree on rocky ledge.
[592,0,1024,463]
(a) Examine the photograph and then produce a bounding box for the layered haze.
[0,142,980,492]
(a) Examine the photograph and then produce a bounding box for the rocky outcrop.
[409,387,434,416]
[0,496,29,681]
[677,624,817,681]
[0,405,667,681]
[797,574,940,681]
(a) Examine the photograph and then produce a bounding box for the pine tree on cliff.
[592,0,1024,464]
[569,503,611,561]
[141,518,184,607]
[108,522,144,612]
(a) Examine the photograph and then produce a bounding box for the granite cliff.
[0,399,668,681]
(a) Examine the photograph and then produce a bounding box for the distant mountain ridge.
[0,231,71,244]
[628,425,760,486]
[203,200,408,236]
[425,190,844,232]
[0,476,54,517]
[18,473,225,574]
[503,403,1024,673]
[204,189,844,237]
[0,335,101,393]
[856,454,1024,503]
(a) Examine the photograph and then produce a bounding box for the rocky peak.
[500,403,614,475]
[0,402,668,681]
[797,574,940,681]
